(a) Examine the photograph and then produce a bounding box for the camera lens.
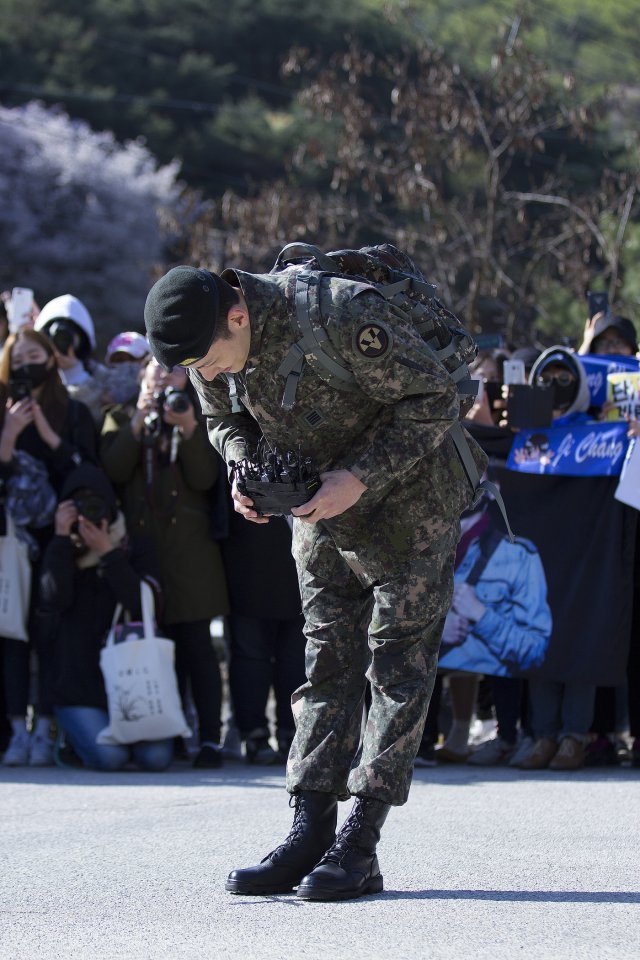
[164,388,190,414]
[73,493,108,525]
[48,320,76,355]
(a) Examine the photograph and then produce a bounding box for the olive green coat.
[100,407,229,624]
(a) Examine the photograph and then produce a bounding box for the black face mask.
[11,362,50,389]
[552,381,578,411]
[536,368,578,413]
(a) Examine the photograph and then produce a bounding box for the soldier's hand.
[231,476,271,524]
[291,469,367,523]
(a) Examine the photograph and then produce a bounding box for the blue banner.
[507,421,629,476]
[579,354,640,407]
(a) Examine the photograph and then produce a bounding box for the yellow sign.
[606,372,640,421]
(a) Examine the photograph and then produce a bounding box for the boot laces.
[263,794,308,862]
[318,803,366,866]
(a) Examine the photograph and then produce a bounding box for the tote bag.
[98,580,191,745]
[0,513,31,642]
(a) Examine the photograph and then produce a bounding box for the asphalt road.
[1,761,639,960]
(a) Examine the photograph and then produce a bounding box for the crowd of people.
[0,287,638,774]
[0,289,306,771]
[418,309,640,771]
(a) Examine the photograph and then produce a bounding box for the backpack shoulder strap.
[465,527,504,587]
[277,270,361,410]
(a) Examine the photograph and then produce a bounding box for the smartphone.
[503,359,526,385]
[506,384,554,429]
[8,287,34,333]
[587,290,609,321]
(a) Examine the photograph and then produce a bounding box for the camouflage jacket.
[189,267,487,585]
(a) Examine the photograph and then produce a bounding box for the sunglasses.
[536,371,575,387]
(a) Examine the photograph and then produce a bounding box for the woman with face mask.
[0,328,98,768]
[102,331,151,408]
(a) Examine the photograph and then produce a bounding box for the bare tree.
[169,37,640,343]
[0,102,181,347]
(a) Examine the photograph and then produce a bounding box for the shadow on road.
[412,766,640,785]
[381,888,640,904]
[2,762,640,788]
[0,762,287,789]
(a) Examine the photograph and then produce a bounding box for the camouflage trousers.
[286,525,458,806]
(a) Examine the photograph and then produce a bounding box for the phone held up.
[586,290,609,321]
[505,355,553,430]
[8,288,34,334]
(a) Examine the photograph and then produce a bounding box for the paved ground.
[1,761,639,960]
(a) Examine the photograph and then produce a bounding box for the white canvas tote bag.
[0,513,31,642]
[98,580,191,745]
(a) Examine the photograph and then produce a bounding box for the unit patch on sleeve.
[354,322,393,360]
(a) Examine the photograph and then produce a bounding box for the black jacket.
[0,397,97,548]
[39,533,160,709]
[221,489,301,620]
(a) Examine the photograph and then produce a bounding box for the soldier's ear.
[228,305,250,330]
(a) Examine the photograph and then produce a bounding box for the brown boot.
[549,736,585,770]
[518,737,557,770]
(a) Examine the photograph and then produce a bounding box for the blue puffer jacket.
[439,534,552,677]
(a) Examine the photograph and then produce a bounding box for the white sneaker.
[508,735,535,768]
[469,718,497,745]
[3,729,31,766]
[468,736,515,765]
[29,733,55,767]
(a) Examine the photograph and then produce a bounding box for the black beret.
[144,266,219,370]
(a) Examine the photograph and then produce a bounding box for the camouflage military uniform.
[189,266,487,805]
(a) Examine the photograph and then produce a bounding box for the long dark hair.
[0,328,69,433]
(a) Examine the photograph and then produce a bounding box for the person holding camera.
[39,462,172,771]
[102,331,151,409]
[35,295,111,426]
[0,328,97,766]
[100,356,229,768]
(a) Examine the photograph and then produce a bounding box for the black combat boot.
[225,790,338,895]
[296,796,391,901]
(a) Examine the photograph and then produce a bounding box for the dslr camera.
[47,319,78,355]
[71,491,110,535]
[143,387,191,438]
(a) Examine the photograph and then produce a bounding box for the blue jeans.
[55,706,174,771]
[528,679,596,740]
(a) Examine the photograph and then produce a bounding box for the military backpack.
[267,242,512,537]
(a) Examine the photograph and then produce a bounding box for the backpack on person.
[272,242,478,411]
[269,242,513,538]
